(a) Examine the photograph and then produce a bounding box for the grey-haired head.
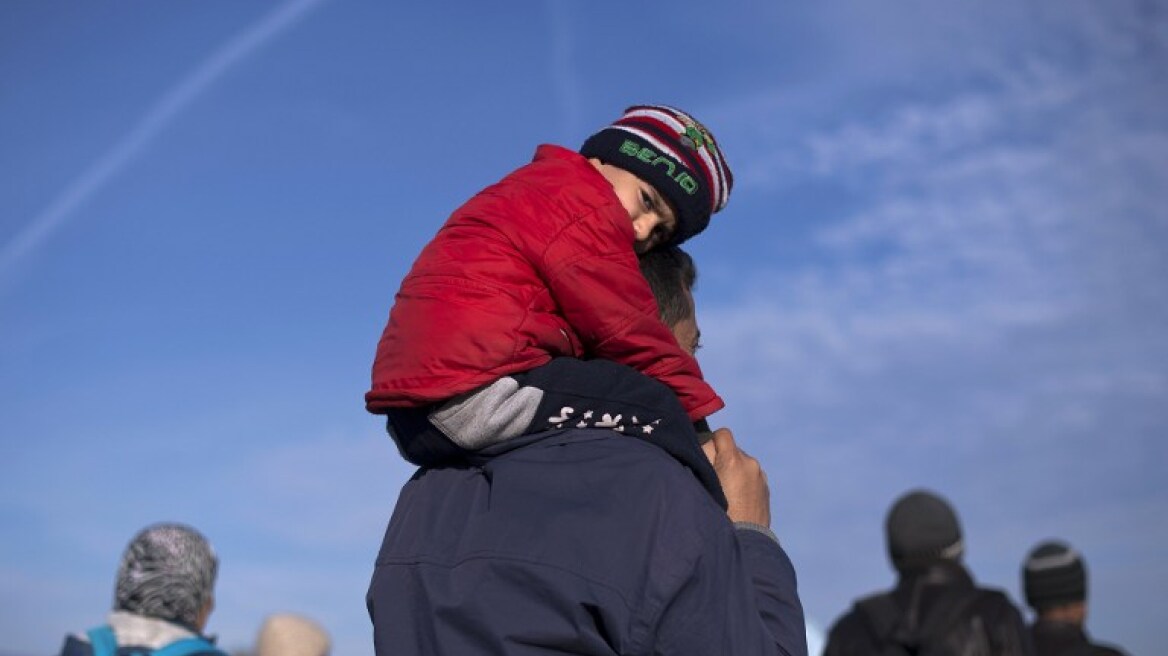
[114,522,217,629]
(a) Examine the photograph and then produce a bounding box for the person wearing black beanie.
[1021,540,1128,656]
[885,489,966,571]
[823,489,1033,656]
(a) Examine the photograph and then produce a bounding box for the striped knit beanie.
[114,522,218,629]
[580,104,733,245]
[1023,540,1087,611]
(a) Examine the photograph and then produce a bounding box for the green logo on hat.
[679,119,718,157]
[619,139,699,196]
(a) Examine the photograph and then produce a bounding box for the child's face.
[590,160,678,253]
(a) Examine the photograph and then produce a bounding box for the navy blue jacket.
[367,426,807,655]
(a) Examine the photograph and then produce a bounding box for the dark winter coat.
[1029,620,1127,656]
[823,560,1034,656]
[367,425,807,655]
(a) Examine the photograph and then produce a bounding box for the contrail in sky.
[0,0,328,285]
[545,1,583,141]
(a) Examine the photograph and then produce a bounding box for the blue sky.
[1,2,1164,654]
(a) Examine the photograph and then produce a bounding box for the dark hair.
[638,246,696,328]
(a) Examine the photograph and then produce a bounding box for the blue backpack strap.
[85,626,118,656]
[152,637,227,656]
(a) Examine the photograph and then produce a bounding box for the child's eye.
[641,190,656,211]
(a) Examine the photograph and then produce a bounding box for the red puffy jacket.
[365,145,723,422]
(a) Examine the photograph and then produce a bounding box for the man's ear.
[196,596,215,632]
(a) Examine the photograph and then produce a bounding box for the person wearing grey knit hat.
[823,489,1032,656]
[57,522,227,656]
[1021,540,1128,656]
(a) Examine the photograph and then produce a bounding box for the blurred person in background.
[824,489,1033,656]
[1021,540,1128,656]
[254,613,330,656]
[58,522,227,656]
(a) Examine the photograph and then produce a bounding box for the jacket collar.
[895,559,975,590]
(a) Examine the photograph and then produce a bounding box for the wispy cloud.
[0,0,328,288]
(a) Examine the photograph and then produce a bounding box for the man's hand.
[701,428,771,526]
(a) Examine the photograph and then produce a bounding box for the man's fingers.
[709,427,736,456]
[711,427,754,468]
[701,440,717,465]
[706,426,770,526]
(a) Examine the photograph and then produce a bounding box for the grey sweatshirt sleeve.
[428,377,543,450]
